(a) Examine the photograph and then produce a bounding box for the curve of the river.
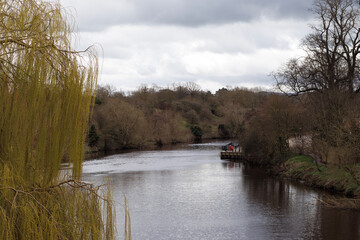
[82,142,360,240]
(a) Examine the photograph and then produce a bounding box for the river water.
[82,142,360,240]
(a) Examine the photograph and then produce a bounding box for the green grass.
[283,156,360,197]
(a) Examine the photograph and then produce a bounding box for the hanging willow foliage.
[0,0,118,239]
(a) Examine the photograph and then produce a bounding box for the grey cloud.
[60,0,314,92]
[68,0,314,31]
[133,0,313,26]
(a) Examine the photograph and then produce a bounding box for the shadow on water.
[221,160,360,240]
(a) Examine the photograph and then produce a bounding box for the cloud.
[59,0,315,92]
[132,0,314,25]
[78,18,309,55]
[61,0,314,31]
[79,18,308,92]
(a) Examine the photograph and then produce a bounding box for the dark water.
[82,142,360,240]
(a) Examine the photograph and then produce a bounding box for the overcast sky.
[59,0,315,93]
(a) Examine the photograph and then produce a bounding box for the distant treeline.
[87,83,266,151]
[87,79,360,168]
[86,83,312,164]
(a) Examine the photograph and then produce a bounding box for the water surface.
[82,142,360,240]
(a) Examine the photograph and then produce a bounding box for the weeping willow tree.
[0,0,124,239]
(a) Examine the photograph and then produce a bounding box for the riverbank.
[84,143,187,160]
[274,155,360,208]
[84,138,230,159]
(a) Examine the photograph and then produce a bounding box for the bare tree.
[276,0,360,94]
[274,0,360,165]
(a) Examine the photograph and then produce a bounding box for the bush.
[88,125,100,147]
[190,125,203,141]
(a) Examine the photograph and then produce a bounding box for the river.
[82,142,360,240]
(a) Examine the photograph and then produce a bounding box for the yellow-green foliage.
[0,178,115,240]
[0,0,116,239]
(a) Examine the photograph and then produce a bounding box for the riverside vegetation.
[0,1,126,239]
[282,156,360,204]
[258,0,360,206]
[272,0,360,206]
[254,0,360,206]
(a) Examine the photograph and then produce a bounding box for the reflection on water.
[82,142,360,240]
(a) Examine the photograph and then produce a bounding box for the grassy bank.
[280,155,360,197]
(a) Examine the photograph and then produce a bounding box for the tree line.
[87,83,266,151]
[87,83,314,165]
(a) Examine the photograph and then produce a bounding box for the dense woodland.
[88,84,261,149]
[89,73,360,167]
[86,84,310,164]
